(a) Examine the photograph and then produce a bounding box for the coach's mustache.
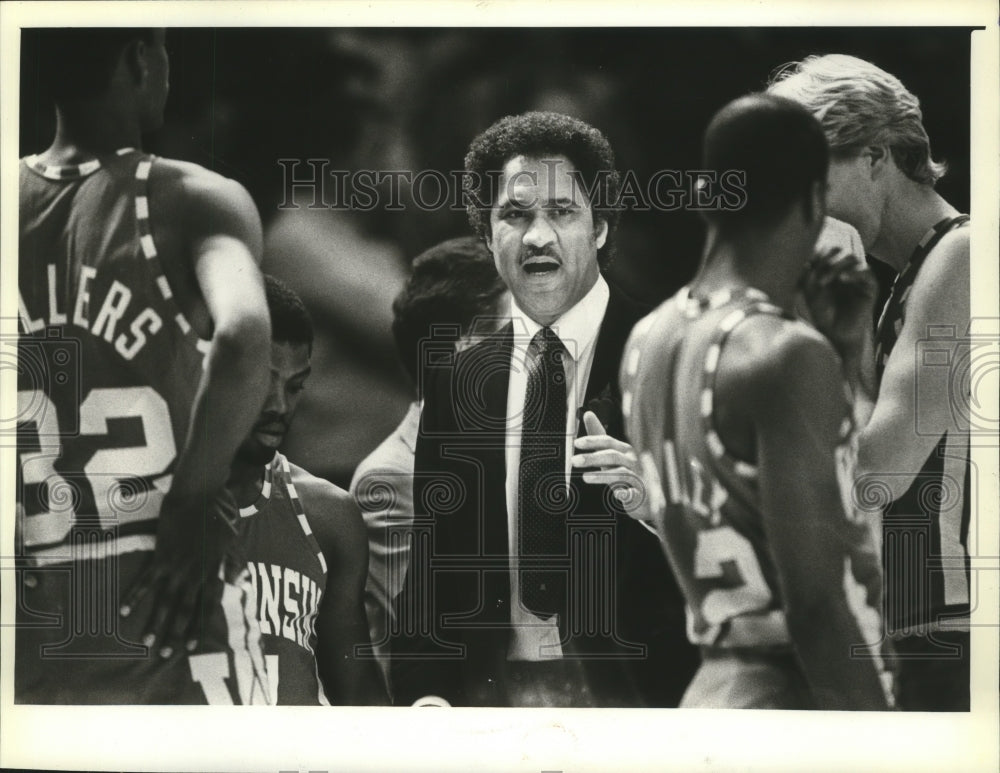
[519,246,562,265]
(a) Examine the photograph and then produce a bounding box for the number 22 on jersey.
[641,444,773,640]
[17,386,175,548]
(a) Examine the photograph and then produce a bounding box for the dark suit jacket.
[390,283,697,707]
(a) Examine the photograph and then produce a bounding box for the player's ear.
[594,217,608,250]
[805,180,826,226]
[123,37,149,88]
[866,145,892,179]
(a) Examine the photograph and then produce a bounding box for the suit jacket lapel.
[482,324,513,431]
[474,323,513,559]
[580,285,644,435]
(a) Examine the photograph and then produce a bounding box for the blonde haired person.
[770,54,971,711]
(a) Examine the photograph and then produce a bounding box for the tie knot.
[527,327,567,387]
[532,326,565,356]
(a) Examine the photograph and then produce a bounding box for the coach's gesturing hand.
[572,410,648,521]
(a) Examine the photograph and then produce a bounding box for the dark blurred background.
[19,27,974,486]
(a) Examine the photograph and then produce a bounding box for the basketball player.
[769,54,972,711]
[17,28,272,703]
[621,94,894,709]
[228,276,387,705]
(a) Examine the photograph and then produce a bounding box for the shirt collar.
[509,274,610,362]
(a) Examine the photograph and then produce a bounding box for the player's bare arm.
[294,467,388,705]
[856,229,970,500]
[122,161,271,654]
[731,317,891,710]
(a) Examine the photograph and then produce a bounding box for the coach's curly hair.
[767,54,947,186]
[463,111,621,268]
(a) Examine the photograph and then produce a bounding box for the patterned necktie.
[518,326,568,620]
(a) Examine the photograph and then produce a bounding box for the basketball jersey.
[16,149,270,704]
[238,452,330,705]
[622,288,890,693]
[874,214,971,633]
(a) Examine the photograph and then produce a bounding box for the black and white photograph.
[1,0,997,771]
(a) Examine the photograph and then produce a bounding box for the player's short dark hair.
[265,274,313,352]
[701,93,829,233]
[464,111,621,268]
[27,28,157,103]
[391,236,507,390]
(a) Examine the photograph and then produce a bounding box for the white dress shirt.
[505,275,610,660]
[350,400,421,693]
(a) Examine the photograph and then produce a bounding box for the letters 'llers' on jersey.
[16,150,272,704]
[621,289,891,698]
[237,452,331,705]
[17,150,209,560]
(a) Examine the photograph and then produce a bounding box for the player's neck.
[696,226,805,312]
[45,102,144,162]
[228,462,266,509]
[869,183,958,272]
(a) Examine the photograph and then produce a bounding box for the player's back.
[623,287,891,708]
[18,148,207,561]
[16,149,270,704]
[624,288,793,652]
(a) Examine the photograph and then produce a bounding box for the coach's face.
[237,341,311,466]
[487,155,606,327]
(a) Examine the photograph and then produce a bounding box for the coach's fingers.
[573,448,636,471]
[573,433,633,455]
[581,466,642,487]
[611,483,644,503]
[582,410,606,437]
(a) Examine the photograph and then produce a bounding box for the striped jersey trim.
[278,455,328,580]
[23,147,137,180]
[239,456,275,517]
[698,297,784,481]
[25,155,101,180]
[132,155,212,353]
[874,215,970,374]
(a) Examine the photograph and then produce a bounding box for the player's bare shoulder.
[143,158,263,336]
[933,220,970,259]
[147,158,261,248]
[913,222,969,301]
[287,462,368,562]
[723,313,844,419]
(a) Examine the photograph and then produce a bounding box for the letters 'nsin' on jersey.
[238,452,331,705]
